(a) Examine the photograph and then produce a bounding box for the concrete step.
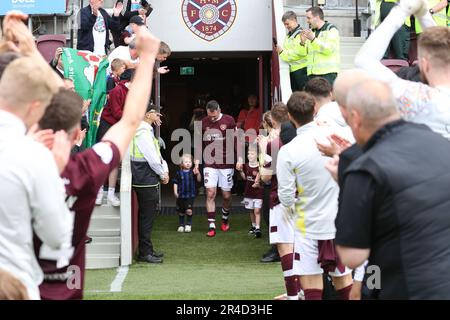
[88,228,120,237]
[90,236,121,243]
[341,36,366,43]
[86,242,121,255]
[86,254,120,270]
[89,215,121,230]
[91,204,120,217]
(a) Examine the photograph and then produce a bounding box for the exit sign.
[180,67,195,76]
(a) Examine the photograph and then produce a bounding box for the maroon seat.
[36,34,67,64]
[381,59,410,73]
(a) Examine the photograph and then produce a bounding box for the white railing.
[119,145,133,266]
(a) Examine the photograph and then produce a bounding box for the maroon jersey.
[36,142,120,300]
[243,163,263,199]
[264,138,282,209]
[201,114,236,169]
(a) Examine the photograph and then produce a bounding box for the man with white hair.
[354,0,450,140]
[336,79,450,299]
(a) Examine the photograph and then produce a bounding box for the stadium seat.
[36,34,67,63]
[381,59,410,73]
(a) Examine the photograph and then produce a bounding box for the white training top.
[0,110,73,300]
[277,122,339,240]
[92,13,106,56]
[107,45,140,75]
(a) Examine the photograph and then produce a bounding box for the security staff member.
[302,7,340,86]
[277,11,308,92]
[415,0,448,33]
[378,0,411,60]
[131,104,169,264]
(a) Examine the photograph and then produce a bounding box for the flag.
[62,48,109,148]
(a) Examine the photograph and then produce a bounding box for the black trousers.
[134,186,159,257]
[380,1,410,61]
[308,73,338,87]
[289,67,308,92]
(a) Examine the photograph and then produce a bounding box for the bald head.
[333,69,371,107]
[347,80,399,128]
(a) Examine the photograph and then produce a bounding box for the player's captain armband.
[93,142,114,164]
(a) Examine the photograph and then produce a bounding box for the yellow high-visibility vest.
[373,0,411,29]
[306,23,340,76]
[279,26,308,72]
[415,0,448,33]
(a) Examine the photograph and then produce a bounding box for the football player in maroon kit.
[32,26,161,299]
[194,100,238,237]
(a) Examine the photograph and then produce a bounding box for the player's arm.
[238,167,246,180]
[195,170,202,182]
[430,0,447,14]
[260,172,272,183]
[354,1,432,83]
[276,148,296,208]
[173,183,178,198]
[102,26,160,159]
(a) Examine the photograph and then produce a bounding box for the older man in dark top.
[335,79,450,300]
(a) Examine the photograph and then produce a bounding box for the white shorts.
[269,204,295,244]
[293,231,352,277]
[203,167,234,191]
[244,198,263,210]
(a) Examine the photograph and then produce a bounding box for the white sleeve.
[276,148,296,208]
[353,260,369,282]
[354,6,409,83]
[135,131,166,179]
[416,12,437,30]
[31,148,73,252]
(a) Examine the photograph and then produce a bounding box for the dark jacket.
[118,0,152,30]
[77,5,120,53]
[345,120,450,299]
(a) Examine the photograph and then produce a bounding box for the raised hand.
[113,1,124,16]
[27,124,55,150]
[3,14,37,56]
[157,66,170,74]
[330,133,352,151]
[301,29,315,41]
[134,26,161,58]
[399,0,428,16]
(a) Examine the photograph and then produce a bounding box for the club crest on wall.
[182,0,237,42]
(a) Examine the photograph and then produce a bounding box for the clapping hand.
[301,29,315,41]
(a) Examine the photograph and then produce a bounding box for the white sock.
[252,223,256,228]
[255,225,260,229]
[209,222,216,229]
[97,188,104,196]
[287,294,299,300]
[108,187,115,198]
